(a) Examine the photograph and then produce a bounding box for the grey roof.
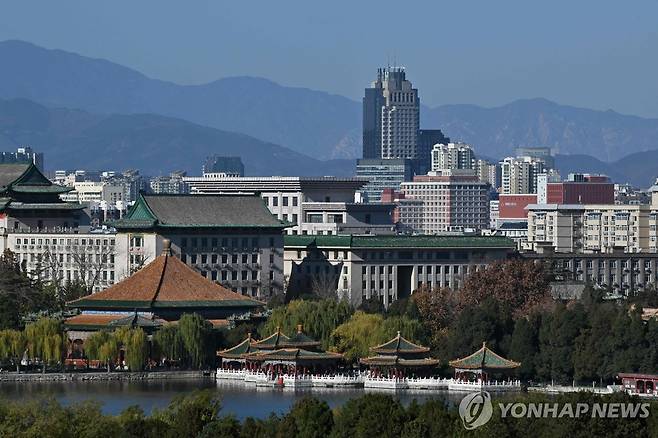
[0,163,30,190]
[143,194,285,228]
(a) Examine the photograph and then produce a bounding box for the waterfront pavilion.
[218,325,342,376]
[449,342,520,382]
[360,332,439,378]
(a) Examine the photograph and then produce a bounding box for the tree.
[86,331,120,372]
[310,270,340,300]
[153,325,185,364]
[458,259,551,318]
[357,296,385,314]
[152,390,221,437]
[24,317,63,373]
[178,314,213,369]
[332,394,406,438]
[0,249,45,329]
[0,329,26,372]
[412,285,457,349]
[280,397,334,438]
[263,299,353,349]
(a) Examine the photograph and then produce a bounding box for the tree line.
[0,390,656,437]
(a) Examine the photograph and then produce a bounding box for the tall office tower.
[362,67,419,160]
[203,156,245,177]
[431,142,476,172]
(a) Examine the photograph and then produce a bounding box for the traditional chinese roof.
[0,163,80,212]
[110,193,287,230]
[69,241,262,311]
[359,356,440,367]
[249,348,342,362]
[371,332,429,355]
[250,327,291,350]
[282,325,321,349]
[218,334,261,359]
[449,342,521,370]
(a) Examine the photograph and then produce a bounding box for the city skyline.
[1,1,657,117]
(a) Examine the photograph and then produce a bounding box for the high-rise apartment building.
[431,143,476,172]
[500,156,547,194]
[476,159,500,188]
[362,67,419,160]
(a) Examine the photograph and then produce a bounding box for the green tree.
[509,314,541,380]
[153,390,221,437]
[280,397,334,438]
[153,325,185,363]
[24,317,63,373]
[178,313,214,369]
[331,394,406,438]
[263,299,353,349]
[199,415,242,438]
[0,249,45,329]
[0,329,26,372]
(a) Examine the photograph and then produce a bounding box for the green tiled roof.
[360,356,439,367]
[111,193,287,230]
[7,202,86,210]
[251,329,291,350]
[250,348,342,362]
[285,234,515,249]
[371,332,429,354]
[218,335,260,359]
[0,162,82,208]
[449,342,521,370]
[11,185,73,194]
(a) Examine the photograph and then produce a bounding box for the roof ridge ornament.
[161,239,172,256]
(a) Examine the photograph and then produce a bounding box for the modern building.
[416,129,449,175]
[284,234,515,306]
[431,143,476,173]
[149,171,188,194]
[397,175,490,233]
[525,203,658,254]
[183,175,393,235]
[476,160,500,188]
[362,67,420,160]
[356,158,414,203]
[110,193,288,299]
[0,163,117,291]
[544,174,614,205]
[0,147,44,171]
[500,156,547,195]
[515,146,555,170]
[203,156,245,177]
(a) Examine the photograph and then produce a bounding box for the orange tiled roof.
[69,248,262,310]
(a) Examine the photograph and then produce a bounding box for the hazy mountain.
[424,99,658,161]
[3,40,658,164]
[0,98,354,176]
[0,40,360,160]
[553,152,658,188]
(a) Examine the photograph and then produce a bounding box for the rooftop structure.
[360,332,439,371]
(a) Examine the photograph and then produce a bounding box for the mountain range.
[1,39,658,184]
[0,98,353,176]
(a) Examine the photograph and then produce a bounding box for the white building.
[500,156,547,194]
[398,174,490,234]
[431,143,476,172]
[183,175,395,235]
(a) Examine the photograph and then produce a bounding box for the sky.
[1,0,658,117]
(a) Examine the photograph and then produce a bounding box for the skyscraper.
[362,67,419,160]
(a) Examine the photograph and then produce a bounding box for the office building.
[515,146,555,170]
[111,193,288,299]
[362,67,419,160]
[149,171,188,194]
[397,174,490,233]
[356,158,414,203]
[545,174,614,205]
[476,160,500,188]
[285,234,515,307]
[0,147,44,171]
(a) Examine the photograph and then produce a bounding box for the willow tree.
[178,314,213,369]
[153,325,184,364]
[0,329,26,372]
[84,331,112,370]
[98,336,120,372]
[25,317,63,373]
[124,328,147,371]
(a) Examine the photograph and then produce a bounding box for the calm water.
[0,379,462,419]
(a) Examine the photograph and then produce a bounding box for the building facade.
[284,235,515,307]
[431,143,476,172]
[111,193,288,299]
[356,158,413,203]
[397,175,490,233]
[500,156,547,195]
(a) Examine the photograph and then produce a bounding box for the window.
[283,197,289,207]
[292,197,298,207]
[272,197,278,207]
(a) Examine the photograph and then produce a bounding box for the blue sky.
[1,0,657,116]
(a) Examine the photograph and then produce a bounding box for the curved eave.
[10,185,74,194]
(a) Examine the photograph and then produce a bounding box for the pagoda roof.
[282,325,321,348]
[0,163,80,211]
[370,332,429,355]
[449,342,521,370]
[249,348,342,362]
[218,334,261,359]
[250,328,291,350]
[359,356,440,367]
[110,193,287,230]
[69,241,263,311]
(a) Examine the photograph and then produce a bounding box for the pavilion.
[65,239,263,344]
[218,325,342,376]
[360,332,439,378]
[448,342,520,382]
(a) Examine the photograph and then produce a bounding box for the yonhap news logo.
[459,391,493,430]
[458,391,651,430]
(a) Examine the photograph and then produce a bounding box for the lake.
[0,379,464,419]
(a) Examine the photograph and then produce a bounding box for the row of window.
[15,237,115,246]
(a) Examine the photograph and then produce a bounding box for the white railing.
[448,379,522,391]
[216,368,246,380]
